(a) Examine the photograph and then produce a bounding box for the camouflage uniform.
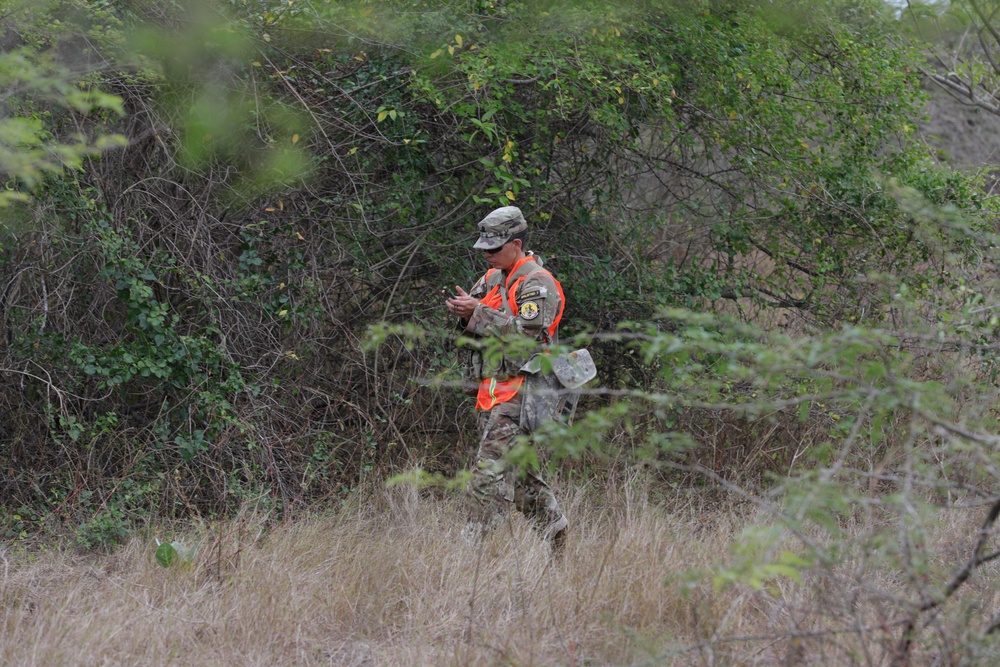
[459,207,569,544]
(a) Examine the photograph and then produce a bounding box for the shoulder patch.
[519,301,540,320]
[517,288,542,301]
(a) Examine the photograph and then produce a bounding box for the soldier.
[445,206,569,551]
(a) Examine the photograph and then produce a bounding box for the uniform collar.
[504,254,538,285]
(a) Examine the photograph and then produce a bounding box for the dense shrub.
[0,0,994,563]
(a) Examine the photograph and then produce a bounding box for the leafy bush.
[0,0,993,576]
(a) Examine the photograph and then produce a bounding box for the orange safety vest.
[474,256,565,411]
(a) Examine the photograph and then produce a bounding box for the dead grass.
[0,476,997,666]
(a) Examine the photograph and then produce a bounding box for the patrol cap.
[473,206,528,250]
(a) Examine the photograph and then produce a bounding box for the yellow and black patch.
[517,288,542,301]
[519,301,540,320]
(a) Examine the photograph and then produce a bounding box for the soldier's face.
[483,238,522,271]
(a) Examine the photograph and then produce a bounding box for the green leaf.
[155,542,177,568]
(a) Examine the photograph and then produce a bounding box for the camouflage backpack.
[518,348,597,431]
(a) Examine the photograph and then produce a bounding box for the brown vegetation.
[1,476,996,666]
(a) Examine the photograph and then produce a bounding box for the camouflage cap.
[473,206,528,250]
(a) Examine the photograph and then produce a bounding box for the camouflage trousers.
[464,393,568,542]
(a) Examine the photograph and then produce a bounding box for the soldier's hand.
[446,286,479,319]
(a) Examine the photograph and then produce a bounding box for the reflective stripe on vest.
[475,375,524,411]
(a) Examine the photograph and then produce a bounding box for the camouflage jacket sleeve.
[464,270,562,343]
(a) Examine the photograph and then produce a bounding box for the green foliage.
[712,525,812,592]
[901,0,1000,119]
[48,202,253,462]
[1,10,997,634]
[72,477,161,549]
[4,3,1000,662]
[0,1,126,205]
[126,0,313,199]
[154,539,197,567]
[389,0,991,327]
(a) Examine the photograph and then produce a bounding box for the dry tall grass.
[0,475,995,666]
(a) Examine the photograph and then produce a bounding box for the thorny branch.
[891,495,1000,666]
